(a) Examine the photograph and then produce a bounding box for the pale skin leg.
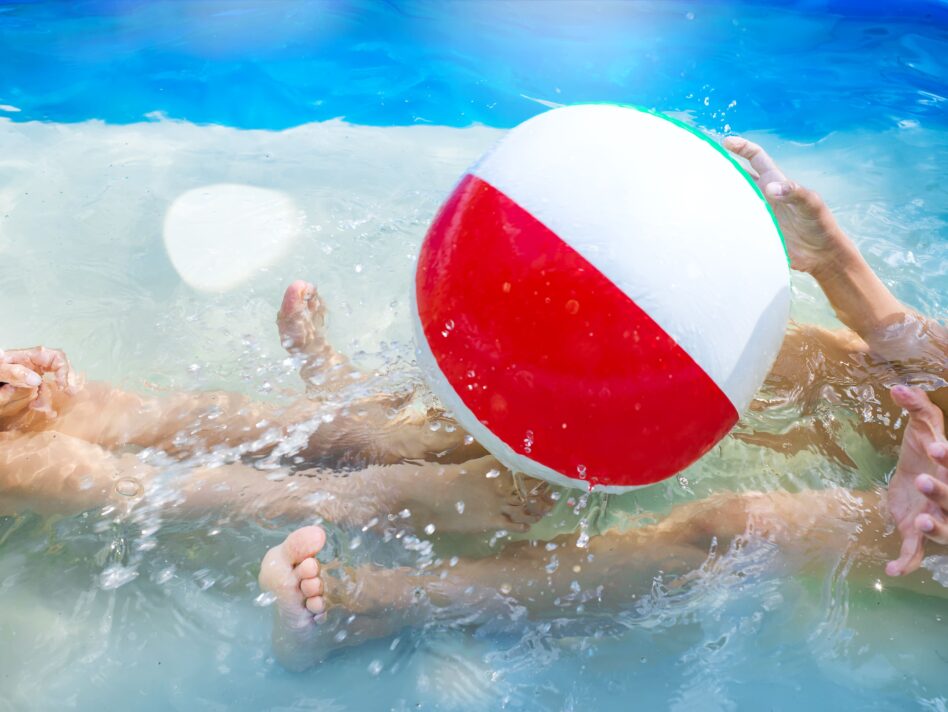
[2,283,485,467]
[0,280,546,533]
[0,424,555,539]
[0,423,553,534]
[259,482,948,671]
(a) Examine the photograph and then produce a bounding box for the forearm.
[812,232,948,375]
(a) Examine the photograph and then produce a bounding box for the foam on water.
[0,115,946,709]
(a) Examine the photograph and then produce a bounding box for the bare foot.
[723,137,848,275]
[258,525,332,671]
[277,280,360,392]
[259,525,424,671]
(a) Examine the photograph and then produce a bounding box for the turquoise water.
[1,2,947,710]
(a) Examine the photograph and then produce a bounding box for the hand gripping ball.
[413,104,790,492]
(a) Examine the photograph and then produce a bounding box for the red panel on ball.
[415,174,737,488]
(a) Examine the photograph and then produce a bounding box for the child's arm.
[724,138,947,398]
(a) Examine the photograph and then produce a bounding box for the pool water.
[1,1,946,710]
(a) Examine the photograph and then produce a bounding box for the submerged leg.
[260,486,948,670]
[276,279,361,393]
[274,279,487,466]
[32,280,484,466]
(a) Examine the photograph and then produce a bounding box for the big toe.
[279,280,316,319]
[258,525,327,596]
[283,525,327,565]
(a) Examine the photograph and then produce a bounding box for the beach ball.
[413,104,789,491]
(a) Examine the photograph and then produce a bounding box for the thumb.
[886,530,924,577]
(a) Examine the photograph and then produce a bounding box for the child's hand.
[723,137,847,276]
[885,385,948,576]
[0,346,80,423]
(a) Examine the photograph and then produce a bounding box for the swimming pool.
[0,1,946,709]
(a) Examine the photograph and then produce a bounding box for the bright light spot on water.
[0,104,21,113]
[163,183,304,292]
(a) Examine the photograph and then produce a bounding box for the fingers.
[891,385,946,439]
[523,482,556,518]
[917,474,948,509]
[891,385,942,419]
[886,529,925,577]
[927,441,948,468]
[5,347,78,393]
[0,362,42,389]
[500,508,532,533]
[723,136,785,182]
[28,382,56,418]
[915,512,948,546]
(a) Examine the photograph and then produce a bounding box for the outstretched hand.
[0,346,79,423]
[885,385,948,576]
[723,137,846,275]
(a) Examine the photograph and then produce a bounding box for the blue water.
[1,0,946,137]
[1,2,947,711]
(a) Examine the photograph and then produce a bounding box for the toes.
[279,280,315,317]
[305,595,326,615]
[294,557,320,580]
[300,576,324,598]
[282,525,327,566]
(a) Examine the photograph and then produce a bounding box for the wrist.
[807,228,859,283]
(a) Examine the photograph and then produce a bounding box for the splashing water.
[1,4,947,710]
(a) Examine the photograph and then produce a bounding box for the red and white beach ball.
[413,104,789,492]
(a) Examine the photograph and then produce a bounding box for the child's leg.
[0,430,402,525]
[271,280,488,467]
[259,487,947,670]
[30,281,484,466]
[0,427,547,535]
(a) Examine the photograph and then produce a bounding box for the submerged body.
[0,138,945,673]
